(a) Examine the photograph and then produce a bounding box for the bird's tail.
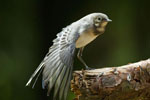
[26,62,44,88]
[26,51,74,100]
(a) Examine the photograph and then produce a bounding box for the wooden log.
[71,59,150,100]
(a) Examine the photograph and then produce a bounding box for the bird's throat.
[94,21,108,35]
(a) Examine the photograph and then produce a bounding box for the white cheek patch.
[95,23,100,27]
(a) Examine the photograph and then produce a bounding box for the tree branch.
[71,59,150,100]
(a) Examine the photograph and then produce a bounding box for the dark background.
[0,0,150,100]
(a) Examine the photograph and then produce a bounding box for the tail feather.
[26,62,44,86]
[32,67,43,88]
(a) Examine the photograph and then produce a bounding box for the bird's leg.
[77,47,92,70]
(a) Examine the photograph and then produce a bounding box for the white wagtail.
[26,13,111,100]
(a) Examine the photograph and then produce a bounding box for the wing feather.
[64,66,73,100]
[59,65,71,100]
[53,64,68,100]
[26,25,79,100]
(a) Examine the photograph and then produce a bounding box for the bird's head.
[92,13,112,34]
[83,13,111,35]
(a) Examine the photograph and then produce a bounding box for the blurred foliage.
[0,0,150,100]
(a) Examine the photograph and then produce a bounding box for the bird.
[26,13,112,100]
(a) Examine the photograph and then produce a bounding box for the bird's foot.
[85,66,94,70]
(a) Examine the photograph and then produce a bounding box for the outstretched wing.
[26,26,79,100]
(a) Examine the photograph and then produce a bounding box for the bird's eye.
[94,16,102,27]
[98,17,101,20]
[97,17,102,21]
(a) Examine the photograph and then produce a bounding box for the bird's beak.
[107,19,112,22]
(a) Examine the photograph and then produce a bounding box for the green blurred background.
[0,0,150,100]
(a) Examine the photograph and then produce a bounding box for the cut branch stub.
[71,59,150,100]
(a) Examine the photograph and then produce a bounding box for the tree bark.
[71,59,150,100]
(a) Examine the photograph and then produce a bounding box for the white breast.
[75,32,98,48]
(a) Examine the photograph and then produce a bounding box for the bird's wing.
[26,25,79,100]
